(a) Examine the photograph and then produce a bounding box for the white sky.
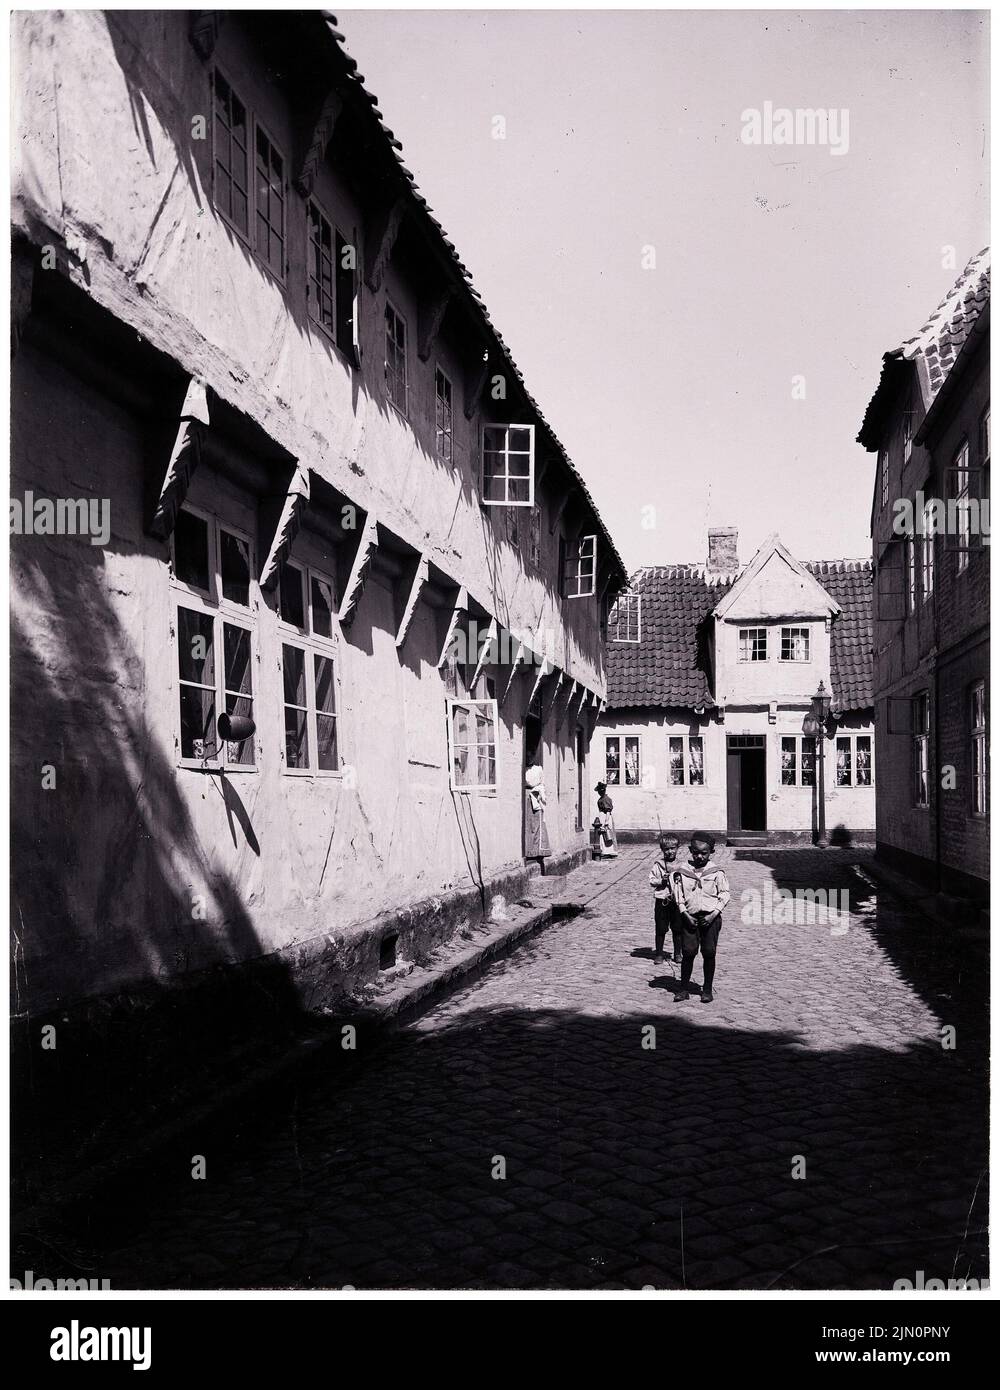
[339,7,989,573]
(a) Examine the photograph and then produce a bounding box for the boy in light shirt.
[671,832,730,1004]
[649,832,682,964]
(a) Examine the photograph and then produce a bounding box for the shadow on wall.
[10,533,305,1206]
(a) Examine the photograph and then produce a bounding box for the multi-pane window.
[306,200,335,334]
[254,124,285,278]
[953,440,971,571]
[278,563,339,774]
[902,400,913,463]
[448,698,498,791]
[921,498,935,600]
[604,735,641,787]
[435,368,453,465]
[385,302,408,415]
[904,535,916,612]
[610,592,641,643]
[482,424,534,506]
[971,680,987,817]
[171,505,256,770]
[912,692,929,807]
[563,534,597,598]
[780,736,816,787]
[739,627,767,662]
[668,735,705,786]
[835,734,873,786]
[212,71,249,238]
[780,627,810,662]
[980,406,990,469]
[880,449,889,508]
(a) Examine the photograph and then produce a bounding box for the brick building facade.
[858,249,990,902]
[596,531,875,844]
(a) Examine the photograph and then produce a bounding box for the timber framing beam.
[501,638,530,705]
[364,196,407,292]
[464,349,491,420]
[437,586,469,668]
[294,89,344,198]
[417,284,455,362]
[469,617,498,693]
[189,12,224,61]
[146,376,210,541]
[548,487,571,537]
[337,512,379,628]
[259,463,310,593]
[395,553,429,648]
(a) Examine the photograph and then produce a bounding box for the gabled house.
[597,530,875,843]
[857,248,989,903]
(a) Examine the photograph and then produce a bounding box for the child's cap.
[690,831,716,852]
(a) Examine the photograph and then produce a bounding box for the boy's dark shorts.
[680,911,723,957]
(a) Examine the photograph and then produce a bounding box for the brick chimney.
[707,528,738,573]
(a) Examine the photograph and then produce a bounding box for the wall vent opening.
[379,933,399,971]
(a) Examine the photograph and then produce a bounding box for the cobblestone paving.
[56,846,988,1290]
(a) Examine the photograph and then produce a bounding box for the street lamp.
[810,680,832,848]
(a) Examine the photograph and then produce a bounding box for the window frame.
[920,496,935,601]
[834,732,874,788]
[902,398,913,463]
[779,626,811,663]
[970,680,988,818]
[305,195,336,340]
[738,627,768,662]
[952,439,971,573]
[447,696,499,793]
[912,692,930,808]
[384,299,409,418]
[481,423,536,508]
[780,735,817,788]
[668,734,706,787]
[170,504,259,774]
[610,591,641,643]
[435,365,454,467]
[276,561,342,778]
[252,115,287,283]
[211,67,250,244]
[563,533,597,599]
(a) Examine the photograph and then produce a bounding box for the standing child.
[649,833,682,964]
[671,832,730,1003]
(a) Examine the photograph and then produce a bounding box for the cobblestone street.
[47,846,988,1290]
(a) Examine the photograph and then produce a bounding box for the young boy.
[671,832,730,1003]
[649,833,682,964]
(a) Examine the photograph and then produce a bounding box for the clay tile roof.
[803,560,873,712]
[606,559,873,714]
[857,248,990,449]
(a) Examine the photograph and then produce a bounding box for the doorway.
[727,735,767,834]
[523,713,543,859]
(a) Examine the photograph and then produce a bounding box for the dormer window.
[780,626,810,662]
[739,627,767,662]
